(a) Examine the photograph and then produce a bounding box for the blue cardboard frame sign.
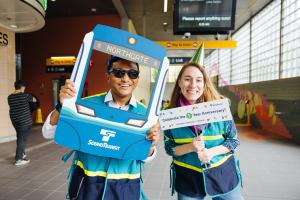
[54,25,169,160]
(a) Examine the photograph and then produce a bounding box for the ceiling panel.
[46,0,118,18]
[43,0,274,41]
[0,0,45,32]
[121,0,274,41]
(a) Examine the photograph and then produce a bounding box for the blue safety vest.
[164,121,241,198]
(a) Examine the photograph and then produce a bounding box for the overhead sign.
[159,99,233,130]
[157,40,236,49]
[173,0,236,35]
[168,57,191,64]
[46,66,73,73]
[46,56,76,66]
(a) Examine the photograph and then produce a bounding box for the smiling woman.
[164,62,243,200]
[178,66,205,104]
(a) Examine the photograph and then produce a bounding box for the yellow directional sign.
[46,56,76,66]
[156,40,236,49]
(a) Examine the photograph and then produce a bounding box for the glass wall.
[218,49,231,87]
[204,0,300,86]
[231,23,250,84]
[281,0,300,78]
[251,0,281,82]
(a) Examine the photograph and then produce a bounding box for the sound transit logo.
[100,129,116,142]
[87,129,120,151]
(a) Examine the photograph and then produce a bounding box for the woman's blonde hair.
[169,62,222,108]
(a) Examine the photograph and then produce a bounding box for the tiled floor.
[0,125,300,200]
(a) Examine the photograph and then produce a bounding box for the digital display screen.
[173,0,236,35]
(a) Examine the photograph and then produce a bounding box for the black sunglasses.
[109,68,139,79]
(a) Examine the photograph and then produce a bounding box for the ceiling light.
[91,8,97,12]
[164,0,168,13]
[51,0,56,2]
[163,22,167,26]
[10,25,17,28]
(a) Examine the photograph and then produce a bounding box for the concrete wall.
[218,77,300,140]
[134,66,151,106]
[0,27,16,142]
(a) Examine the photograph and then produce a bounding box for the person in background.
[8,81,36,166]
[42,56,160,200]
[29,93,40,113]
[164,62,242,200]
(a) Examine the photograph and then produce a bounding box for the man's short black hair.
[14,80,25,90]
[107,56,139,72]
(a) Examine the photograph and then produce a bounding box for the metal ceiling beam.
[112,0,137,34]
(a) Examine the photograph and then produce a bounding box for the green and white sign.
[159,99,233,130]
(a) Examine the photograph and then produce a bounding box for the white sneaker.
[15,159,30,166]
[23,153,27,159]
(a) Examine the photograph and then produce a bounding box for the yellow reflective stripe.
[76,161,140,179]
[107,173,140,179]
[174,134,223,143]
[174,138,193,143]
[208,154,232,169]
[173,160,203,172]
[173,154,233,172]
[203,135,223,140]
[76,161,107,177]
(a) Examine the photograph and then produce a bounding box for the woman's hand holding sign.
[197,148,213,164]
[192,136,214,164]
[192,135,205,152]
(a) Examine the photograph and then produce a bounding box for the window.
[281,0,300,78]
[251,0,281,82]
[231,23,250,84]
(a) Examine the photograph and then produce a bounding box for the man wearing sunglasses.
[106,56,140,109]
[42,56,160,200]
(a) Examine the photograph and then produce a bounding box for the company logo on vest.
[0,32,8,46]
